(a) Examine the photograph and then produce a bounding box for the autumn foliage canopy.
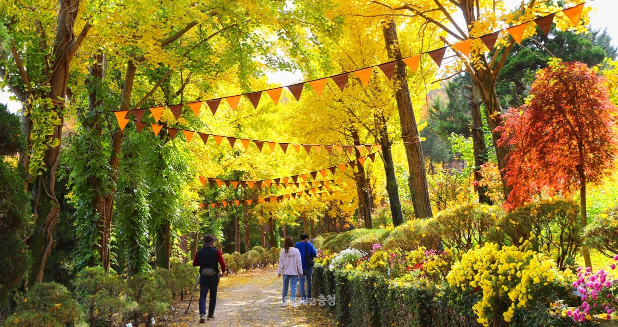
[497,60,618,211]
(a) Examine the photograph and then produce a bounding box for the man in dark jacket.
[193,234,226,323]
[295,233,317,303]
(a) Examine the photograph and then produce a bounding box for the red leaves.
[497,61,618,211]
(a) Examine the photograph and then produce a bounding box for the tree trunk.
[376,114,404,226]
[351,128,372,228]
[243,208,251,253]
[155,220,171,270]
[469,84,491,204]
[26,0,83,284]
[303,215,308,234]
[261,224,266,248]
[283,223,287,239]
[268,214,276,248]
[234,213,240,253]
[576,164,592,268]
[310,218,316,239]
[190,232,198,261]
[180,235,188,264]
[382,19,432,219]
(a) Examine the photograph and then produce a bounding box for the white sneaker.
[281,301,287,307]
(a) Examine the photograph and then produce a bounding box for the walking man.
[193,234,226,323]
[295,234,317,303]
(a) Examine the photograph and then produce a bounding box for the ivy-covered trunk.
[351,128,372,228]
[376,114,404,226]
[155,220,171,270]
[469,84,490,204]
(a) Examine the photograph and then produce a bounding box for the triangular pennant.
[199,176,207,187]
[199,203,205,209]
[354,67,373,86]
[135,121,146,133]
[263,180,272,188]
[188,102,201,117]
[402,55,421,74]
[368,153,377,162]
[358,157,366,166]
[309,79,327,97]
[480,31,500,51]
[223,180,231,188]
[247,181,255,188]
[215,179,223,187]
[254,141,265,152]
[375,144,382,152]
[182,130,194,143]
[239,181,247,188]
[338,164,346,172]
[270,196,277,203]
[213,135,224,146]
[227,137,237,148]
[534,13,555,35]
[208,179,216,187]
[325,146,334,155]
[240,139,251,150]
[314,145,322,155]
[329,167,337,176]
[232,182,239,189]
[303,144,313,154]
[287,83,304,101]
[334,145,343,154]
[267,142,277,152]
[273,178,280,186]
[114,111,130,131]
[345,146,355,154]
[258,198,265,204]
[266,88,283,105]
[292,144,301,154]
[211,203,216,209]
[506,23,528,44]
[234,200,240,206]
[131,109,146,123]
[310,171,318,180]
[319,170,327,178]
[378,62,397,79]
[291,176,298,183]
[331,73,349,92]
[325,181,330,189]
[167,128,179,140]
[355,145,365,153]
[206,99,222,115]
[277,196,283,202]
[169,104,183,120]
[150,107,164,122]
[226,95,242,111]
[451,39,472,57]
[300,174,308,182]
[245,92,262,109]
[365,145,373,153]
[199,133,210,144]
[247,199,252,206]
[562,4,584,26]
[222,201,227,208]
[349,160,356,169]
[151,124,163,136]
[428,47,447,67]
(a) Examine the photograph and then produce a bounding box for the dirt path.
[167,267,336,327]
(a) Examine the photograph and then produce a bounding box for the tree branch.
[432,0,467,38]
[131,69,173,110]
[67,22,91,62]
[10,41,31,94]
[161,21,199,48]
[0,66,27,101]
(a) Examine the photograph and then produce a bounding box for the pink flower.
[614,254,618,261]
[611,264,616,270]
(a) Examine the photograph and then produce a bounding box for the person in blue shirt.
[295,233,317,303]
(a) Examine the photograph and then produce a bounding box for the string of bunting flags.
[198,151,381,192]
[201,176,343,193]
[199,187,339,210]
[111,3,585,122]
[113,113,380,154]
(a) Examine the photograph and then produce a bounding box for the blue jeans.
[299,267,312,299]
[199,275,219,317]
[282,275,299,303]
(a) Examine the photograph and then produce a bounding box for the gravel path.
[167,267,336,327]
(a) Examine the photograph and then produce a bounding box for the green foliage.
[157,262,197,300]
[488,199,582,270]
[126,271,172,324]
[348,229,391,252]
[322,228,383,253]
[382,219,430,251]
[429,74,473,139]
[4,282,81,327]
[584,206,618,258]
[73,267,132,326]
[0,104,25,155]
[427,204,501,252]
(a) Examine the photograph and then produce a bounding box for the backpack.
[304,242,315,268]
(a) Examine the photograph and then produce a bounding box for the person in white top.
[277,237,303,307]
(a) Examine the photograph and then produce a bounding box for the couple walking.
[277,234,317,307]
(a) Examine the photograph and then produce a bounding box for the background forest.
[1,0,618,326]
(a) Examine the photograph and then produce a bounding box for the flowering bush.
[329,248,366,271]
[405,247,456,282]
[447,242,573,326]
[568,256,618,322]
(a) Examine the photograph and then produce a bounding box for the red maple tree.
[497,61,618,267]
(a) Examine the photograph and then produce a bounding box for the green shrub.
[222,253,236,273]
[251,246,266,254]
[383,219,434,251]
[489,198,582,270]
[159,262,197,300]
[267,247,280,266]
[231,252,245,273]
[427,204,501,252]
[323,229,382,253]
[126,271,172,326]
[348,229,391,252]
[4,282,81,327]
[585,206,618,257]
[243,250,260,269]
[73,266,131,327]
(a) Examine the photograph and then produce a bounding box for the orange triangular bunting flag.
[279,143,290,153]
[506,23,528,44]
[199,176,207,187]
[264,180,272,188]
[534,13,555,35]
[266,88,283,105]
[226,95,242,111]
[355,145,365,153]
[206,99,221,115]
[331,73,348,92]
[258,198,265,204]
[247,181,255,188]
[210,203,216,209]
[402,55,421,74]
[199,133,210,144]
[428,47,447,67]
[254,141,265,152]
[222,201,227,208]
[334,145,343,154]
[227,137,237,148]
[319,170,327,178]
[240,139,251,150]
[300,174,308,182]
[182,130,194,143]
[480,31,500,51]
[169,104,183,120]
[563,4,584,26]
[135,121,146,133]
[131,109,146,123]
[452,39,472,57]
[168,128,179,140]
[309,79,327,97]
[358,157,366,166]
[234,200,240,206]
[199,203,204,209]
[151,124,162,136]
[314,145,322,154]
[215,179,223,187]
[245,92,262,109]
[188,102,201,117]
[232,182,239,189]
[213,135,224,146]
[345,146,355,154]
[354,67,373,86]
[114,111,130,131]
[246,199,252,206]
[267,142,277,152]
[292,144,301,153]
[150,107,164,122]
[378,62,396,80]
[303,144,313,154]
[338,164,346,172]
[375,144,383,152]
[287,83,304,101]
